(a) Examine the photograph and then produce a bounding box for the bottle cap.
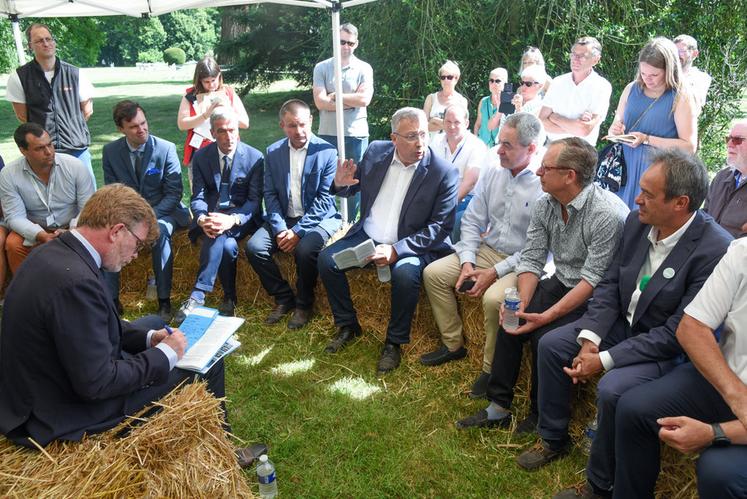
[259,454,268,463]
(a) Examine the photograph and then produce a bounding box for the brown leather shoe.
[517,440,570,471]
[287,308,312,329]
[264,303,294,324]
[376,342,401,374]
[553,482,609,499]
[235,442,269,469]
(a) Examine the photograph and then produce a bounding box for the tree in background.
[161,9,220,62]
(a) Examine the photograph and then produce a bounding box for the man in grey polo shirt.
[313,22,373,221]
[456,137,628,434]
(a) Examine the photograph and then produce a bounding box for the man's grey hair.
[210,106,238,129]
[341,23,358,39]
[649,148,709,212]
[391,107,427,133]
[552,137,598,187]
[443,104,469,122]
[574,36,602,58]
[673,34,698,50]
[503,112,544,147]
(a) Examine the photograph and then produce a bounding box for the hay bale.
[0,383,254,498]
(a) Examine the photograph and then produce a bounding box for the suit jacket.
[0,232,170,446]
[703,166,747,238]
[334,141,458,262]
[575,210,732,368]
[264,134,341,237]
[102,134,190,226]
[189,141,264,241]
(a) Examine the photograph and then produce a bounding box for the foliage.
[163,47,187,65]
[160,9,220,62]
[224,0,747,170]
[137,48,162,64]
[98,16,167,67]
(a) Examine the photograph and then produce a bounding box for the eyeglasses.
[340,40,356,47]
[489,78,503,84]
[440,75,456,80]
[32,37,55,46]
[539,163,573,173]
[519,80,540,87]
[124,225,149,252]
[393,131,427,142]
[569,51,591,61]
[726,136,746,146]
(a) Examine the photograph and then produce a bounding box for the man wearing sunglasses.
[313,22,374,222]
[5,23,96,187]
[319,107,458,374]
[539,36,612,147]
[703,122,747,238]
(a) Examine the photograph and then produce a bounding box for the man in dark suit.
[176,108,264,321]
[246,100,341,329]
[318,107,458,374]
[531,150,733,498]
[102,100,190,320]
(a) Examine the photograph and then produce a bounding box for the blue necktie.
[735,170,742,189]
[218,155,231,209]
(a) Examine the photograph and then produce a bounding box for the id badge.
[46,214,56,226]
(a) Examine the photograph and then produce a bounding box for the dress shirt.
[363,152,419,244]
[70,228,177,369]
[454,164,542,277]
[578,212,696,370]
[517,183,628,288]
[0,154,95,246]
[287,141,308,218]
[218,149,235,176]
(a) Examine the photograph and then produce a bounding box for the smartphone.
[499,89,516,115]
[458,280,476,293]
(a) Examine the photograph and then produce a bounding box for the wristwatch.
[710,422,731,447]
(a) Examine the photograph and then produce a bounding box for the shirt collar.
[71,229,102,268]
[566,183,595,211]
[647,211,697,249]
[289,139,310,154]
[392,150,420,169]
[218,148,235,165]
[126,139,147,155]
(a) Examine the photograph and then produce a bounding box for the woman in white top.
[423,60,469,138]
[511,65,547,117]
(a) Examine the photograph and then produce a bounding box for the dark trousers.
[486,275,588,415]
[317,229,426,344]
[104,217,179,300]
[613,362,746,499]
[245,220,331,310]
[194,221,257,301]
[537,318,676,488]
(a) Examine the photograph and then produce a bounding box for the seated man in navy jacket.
[318,107,458,374]
[102,100,190,320]
[523,150,733,497]
[246,100,341,329]
[176,108,264,320]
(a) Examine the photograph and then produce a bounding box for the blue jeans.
[451,194,473,243]
[317,228,425,344]
[66,148,97,188]
[319,135,368,222]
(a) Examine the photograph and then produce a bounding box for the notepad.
[175,307,244,373]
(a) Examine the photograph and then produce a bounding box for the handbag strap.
[628,89,662,132]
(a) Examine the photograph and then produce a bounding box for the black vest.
[16,58,91,153]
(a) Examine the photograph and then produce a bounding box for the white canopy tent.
[1,0,379,221]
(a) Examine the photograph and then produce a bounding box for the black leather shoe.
[235,442,269,469]
[219,297,236,317]
[419,344,467,366]
[455,409,511,430]
[324,324,361,353]
[517,440,570,471]
[157,301,172,323]
[515,412,539,435]
[265,303,294,324]
[376,343,401,374]
[287,308,312,329]
[469,371,491,399]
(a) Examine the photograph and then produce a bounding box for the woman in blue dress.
[608,37,698,209]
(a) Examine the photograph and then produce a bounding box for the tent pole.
[330,0,348,222]
[10,15,26,67]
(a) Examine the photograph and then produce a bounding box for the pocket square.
[145,167,161,175]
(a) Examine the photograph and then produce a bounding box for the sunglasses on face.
[340,40,356,47]
[489,78,503,84]
[726,136,746,146]
[440,75,456,80]
[519,81,540,87]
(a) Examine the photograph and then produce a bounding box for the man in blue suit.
[102,100,190,320]
[524,150,733,498]
[176,108,263,320]
[318,107,458,374]
[246,100,341,329]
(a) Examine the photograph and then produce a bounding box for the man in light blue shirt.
[421,113,545,399]
[0,122,94,273]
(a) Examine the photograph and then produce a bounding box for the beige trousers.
[423,244,517,373]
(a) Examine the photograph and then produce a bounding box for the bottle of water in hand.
[503,287,521,333]
[256,454,278,498]
[376,264,391,283]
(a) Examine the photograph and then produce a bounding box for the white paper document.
[176,316,245,372]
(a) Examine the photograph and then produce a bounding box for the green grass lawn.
[0,68,594,498]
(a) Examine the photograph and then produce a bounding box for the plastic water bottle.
[146,275,157,301]
[256,454,277,498]
[503,287,521,332]
[376,264,391,283]
[582,416,598,455]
